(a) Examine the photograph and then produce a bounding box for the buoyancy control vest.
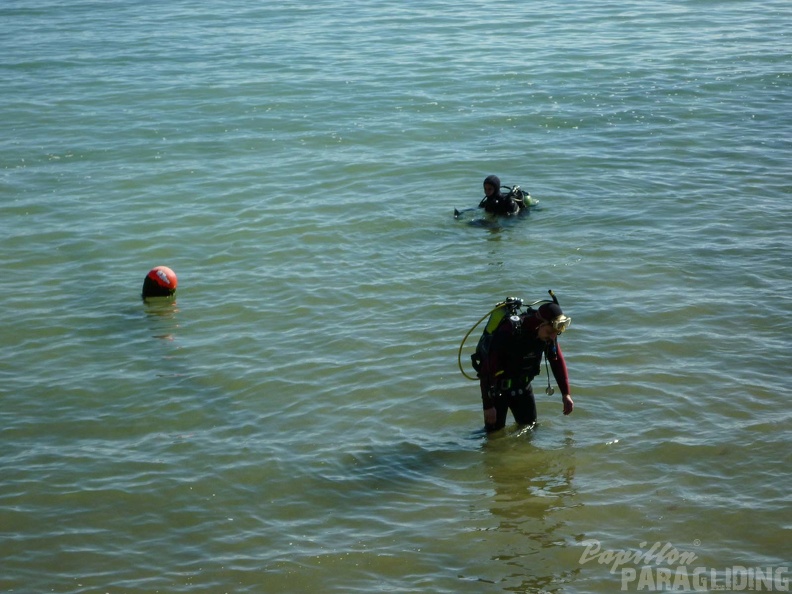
[478,185,532,215]
[470,297,524,376]
[458,290,562,383]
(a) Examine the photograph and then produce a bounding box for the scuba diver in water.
[469,295,574,432]
[479,174,520,216]
[454,175,534,219]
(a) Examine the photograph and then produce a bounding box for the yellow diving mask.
[551,315,572,333]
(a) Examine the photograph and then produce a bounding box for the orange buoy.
[142,266,178,299]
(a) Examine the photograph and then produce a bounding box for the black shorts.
[486,383,537,432]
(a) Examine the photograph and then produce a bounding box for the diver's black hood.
[483,175,501,196]
[537,302,564,321]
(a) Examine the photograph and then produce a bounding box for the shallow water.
[2,1,791,592]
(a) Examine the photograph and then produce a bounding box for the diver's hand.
[562,394,574,415]
[483,407,497,426]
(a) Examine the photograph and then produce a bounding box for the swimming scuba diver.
[453,175,535,219]
[479,174,520,216]
[463,293,574,432]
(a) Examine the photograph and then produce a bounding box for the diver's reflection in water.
[143,297,180,341]
[480,429,580,592]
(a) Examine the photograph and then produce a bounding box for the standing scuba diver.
[462,292,574,432]
[479,175,520,216]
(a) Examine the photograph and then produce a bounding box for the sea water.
[1,1,790,592]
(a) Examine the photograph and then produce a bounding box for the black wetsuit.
[478,313,570,431]
[479,174,520,216]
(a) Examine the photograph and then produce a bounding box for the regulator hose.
[457,304,504,381]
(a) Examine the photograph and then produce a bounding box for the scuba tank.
[458,291,560,381]
[506,185,538,208]
[469,297,523,376]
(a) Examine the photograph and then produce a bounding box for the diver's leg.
[510,384,537,427]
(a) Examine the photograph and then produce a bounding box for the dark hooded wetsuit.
[479,174,520,216]
[478,312,570,431]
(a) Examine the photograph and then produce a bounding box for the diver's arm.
[483,406,497,425]
[480,330,506,424]
[480,380,498,426]
[550,343,574,415]
[480,375,497,409]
